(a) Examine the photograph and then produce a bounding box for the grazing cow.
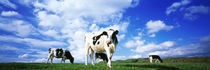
[95,53,108,62]
[149,55,163,63]
[85,29,118,68]
[47,48,74,64]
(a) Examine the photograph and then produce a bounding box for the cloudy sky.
[0,0,210,63]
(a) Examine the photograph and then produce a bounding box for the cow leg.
[155,59,160,63]
[105,48,112,68]
[85,44,90,65]
[50,56,54,64]
[46,54,51,64]
[61,58,63,63]
[63,58,66,63]
[95,56,97,61]
[90,48,95,65]
[61,59,62,63]
[149,57,153,63]
[110,53,113,59]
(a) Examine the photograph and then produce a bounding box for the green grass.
[0,62,210,70]
[1,57,210,70]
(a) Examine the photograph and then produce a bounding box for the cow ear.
[114,30,118,35]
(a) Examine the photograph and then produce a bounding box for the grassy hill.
[0,57,210,70]
[114,57,210,63]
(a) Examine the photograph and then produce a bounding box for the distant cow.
[149,55,163,63]
[95,53,108,62]
[47,48,74,64]
[85,29,119,68]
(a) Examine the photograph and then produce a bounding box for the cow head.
[70,57,74,63]
[106,29,118,45]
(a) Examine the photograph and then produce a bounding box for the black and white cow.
[149,55,163,63]
[95,53,108,62]
[85,29,118,68]
[47,48,74,64]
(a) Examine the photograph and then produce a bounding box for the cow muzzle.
[107,40,111,45]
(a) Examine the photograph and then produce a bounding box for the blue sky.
[0,0,210,63]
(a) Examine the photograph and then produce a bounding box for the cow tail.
[49,48,51,53]
[84,36,86,42]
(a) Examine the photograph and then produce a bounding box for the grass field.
[0,57,210,70]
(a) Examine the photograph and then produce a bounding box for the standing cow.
[47,48,74,64]
[85,29,118,68]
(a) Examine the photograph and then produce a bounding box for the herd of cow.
[46,29,163,68]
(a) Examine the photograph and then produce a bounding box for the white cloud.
[17,51,50,63]
[120,22,129,32]
[33,58,47,63]
[0,45,21,51]
[1,11,20,16]
[166,0,191,15]
[132,41,175,53]
[147,35,210,57]
[148,43,200,57]
[186,5,209,14]
[166,0,208,20]
[130,0,139,8]
[36,11,63,27]
[0,20,37,37]
[33,0,132,20]
[146,20,173,34]
[39,29,61,39]
[23,38,67,48]
[0,0,16,9]
[184,5,209,20]
[89,24,100,32]
[98,22,130,33]
[18,0,34,7]
[117,34,125,41]
[18,54,29,58]
[0,35,67,48]
[112,55,142,61]
[149,34,156,37]
[125,40,145,48]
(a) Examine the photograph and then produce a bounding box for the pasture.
[1,57,210,70]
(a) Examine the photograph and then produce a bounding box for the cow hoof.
[107,64,112,68]
[92,63,95,66]
[108,66,112,68]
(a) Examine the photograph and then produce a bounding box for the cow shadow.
[124,64,180,70]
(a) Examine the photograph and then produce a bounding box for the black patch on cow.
[95,53,108,62]
[65,50,74,63]
[56,48,63,58]
[93,31,108,45]
[97,41,100,45]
